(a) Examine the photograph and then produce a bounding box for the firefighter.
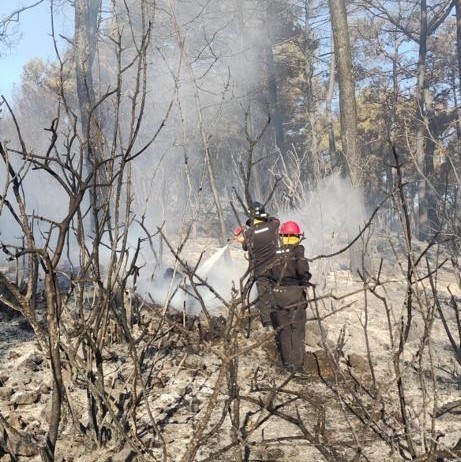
[270,220,312,373]
[234,201,280,328]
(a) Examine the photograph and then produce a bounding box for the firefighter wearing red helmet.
[269,220,312,373]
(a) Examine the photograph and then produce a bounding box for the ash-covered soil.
[1,238,461,462]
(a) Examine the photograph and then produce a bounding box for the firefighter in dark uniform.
[270,221,312,373]
[234,201,280,328]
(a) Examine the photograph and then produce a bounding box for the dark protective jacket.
[270,243,312,287]
[242,217,280,277]
[270,243,311,370]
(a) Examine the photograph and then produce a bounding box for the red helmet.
[280,221,302,236]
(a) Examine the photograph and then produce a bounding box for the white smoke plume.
[135,173,370,315]
[278,173,368,258]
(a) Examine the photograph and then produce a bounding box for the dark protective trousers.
[255,277,274,327]
[270,286,307,371]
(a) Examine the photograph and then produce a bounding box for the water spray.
[197,240,233,277]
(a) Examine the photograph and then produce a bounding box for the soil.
[0,237,460,462]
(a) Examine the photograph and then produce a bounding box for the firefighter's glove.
[233,225,245,244]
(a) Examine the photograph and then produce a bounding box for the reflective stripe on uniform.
[275,248,290,254]
[254,226,269,234]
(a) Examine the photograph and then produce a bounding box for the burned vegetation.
[1,227,461,462]
[0,0,460,460]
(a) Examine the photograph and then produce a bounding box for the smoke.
[136,173,371,315]
[136,243,250,316]
[1,0,273,237]
[89,0,277,239]
[0,1,279,314]
[278,173,369,258]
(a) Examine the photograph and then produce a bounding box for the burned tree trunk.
[74,0,104,234]
[328,0,372,278]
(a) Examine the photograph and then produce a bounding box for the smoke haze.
[1,2,371,316]
[135,173,369,314]
[279,173,368,259]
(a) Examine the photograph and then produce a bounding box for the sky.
[0,1,71,100]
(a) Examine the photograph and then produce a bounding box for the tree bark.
[75,0,100,137]
[457,0,461,91]
[263,3,285,152]
[42,268,64,461]
[74,0,103,233]
[326,38,338,171]
[455,0,461,236]
[328,0,371,278]
[328,0,361,186]
[415,0,429,240]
